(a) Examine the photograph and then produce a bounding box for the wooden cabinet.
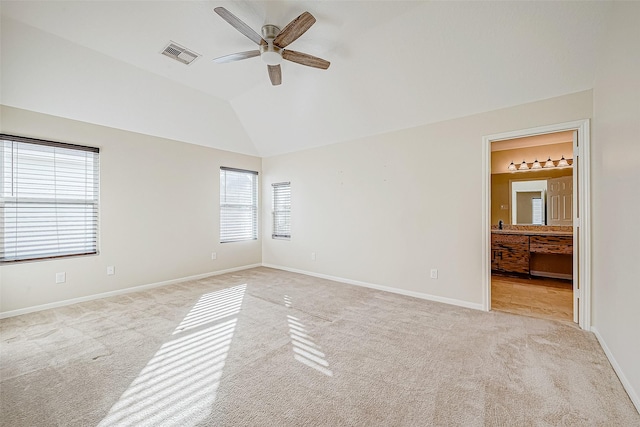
[491,234,530,274]
[529,235,573,279]
[491,231,573,278]
[530,235,573,255]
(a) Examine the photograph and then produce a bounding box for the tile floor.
[491,274,573,323]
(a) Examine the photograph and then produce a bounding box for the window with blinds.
[220,167,258,243]
[0,134,100,263]
[532,198,544,225]
[272,182,291,239]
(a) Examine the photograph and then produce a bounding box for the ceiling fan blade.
[282,50,330,70]
[273,11,316,48]
[214,7,266,46]
[268,65,282,86]
[213,50,261,63]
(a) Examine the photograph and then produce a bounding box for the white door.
[572,130,579,324]
[548,176,573,226]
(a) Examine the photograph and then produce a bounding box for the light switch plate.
[56,272,66,283]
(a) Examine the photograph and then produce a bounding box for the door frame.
[482,119,591,330]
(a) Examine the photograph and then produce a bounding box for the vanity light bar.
[508,156,572,172]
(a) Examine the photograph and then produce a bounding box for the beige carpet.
[1,267,638,426]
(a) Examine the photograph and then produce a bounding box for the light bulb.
[544,157,555,168]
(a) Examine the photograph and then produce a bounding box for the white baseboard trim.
[592,327,640,414]
[262,263,483,311]
[0,263,262,319]
[530,270,573,280]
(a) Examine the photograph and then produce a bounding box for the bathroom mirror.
[511,180,547,225]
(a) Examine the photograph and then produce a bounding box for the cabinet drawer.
[492,234,529,246]
[530,235,573,255]
[491,234,529,274]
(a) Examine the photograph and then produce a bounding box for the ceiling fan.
[213,7,330,86]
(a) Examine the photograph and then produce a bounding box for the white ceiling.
[0,1,612,157]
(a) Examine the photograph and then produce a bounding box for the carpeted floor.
[1,267,638,426]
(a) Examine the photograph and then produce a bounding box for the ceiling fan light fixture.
[260,25,283,65]
[260,46,283,65]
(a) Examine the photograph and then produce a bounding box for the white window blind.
[220,167,258,243]
[0,134,99,263]
[532,198,544,225]
[272,182,291,239]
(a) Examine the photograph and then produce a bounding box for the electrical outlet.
[56,272,66,284]
[106,266,115,276]
[430,269,438,279]
[211,252,217,260]
[311,252,316,261]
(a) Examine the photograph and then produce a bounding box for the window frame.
[0,134,100,264]
[219,166,259,243]
[272,181,291,240]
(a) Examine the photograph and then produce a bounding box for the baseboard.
[0,263,262,319]
[592,327,640,414]
[262,263,483,311]
[530,270,573,280]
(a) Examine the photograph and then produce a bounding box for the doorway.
[482,120,591,330]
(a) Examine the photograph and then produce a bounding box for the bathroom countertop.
[492,229,573,237]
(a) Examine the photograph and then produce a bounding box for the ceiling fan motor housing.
[260,24,283,65]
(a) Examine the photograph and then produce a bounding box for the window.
[220,167,258,243]
[0,134,99,263]
[272,182,291,239]
[532,198,544,225]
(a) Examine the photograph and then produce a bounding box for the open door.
[572,130,580,324]
[483,119,591,330]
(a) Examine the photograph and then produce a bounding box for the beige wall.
[491,131,574,152]
[262,90,593,307]
[592,2,640,411]
[0,106,262,314]
[491,168,573,225]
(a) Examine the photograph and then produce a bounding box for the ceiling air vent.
[161,42,200,65]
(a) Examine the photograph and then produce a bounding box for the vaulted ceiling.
[0,1,612,157]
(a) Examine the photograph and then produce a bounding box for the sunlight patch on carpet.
[98,284,246,427]
[286,309,333,377]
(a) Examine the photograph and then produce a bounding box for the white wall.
[0,106,262,315]
[262,90,592,307]
[592,2,640,411]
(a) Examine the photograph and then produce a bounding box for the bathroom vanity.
[491,225,573,279]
